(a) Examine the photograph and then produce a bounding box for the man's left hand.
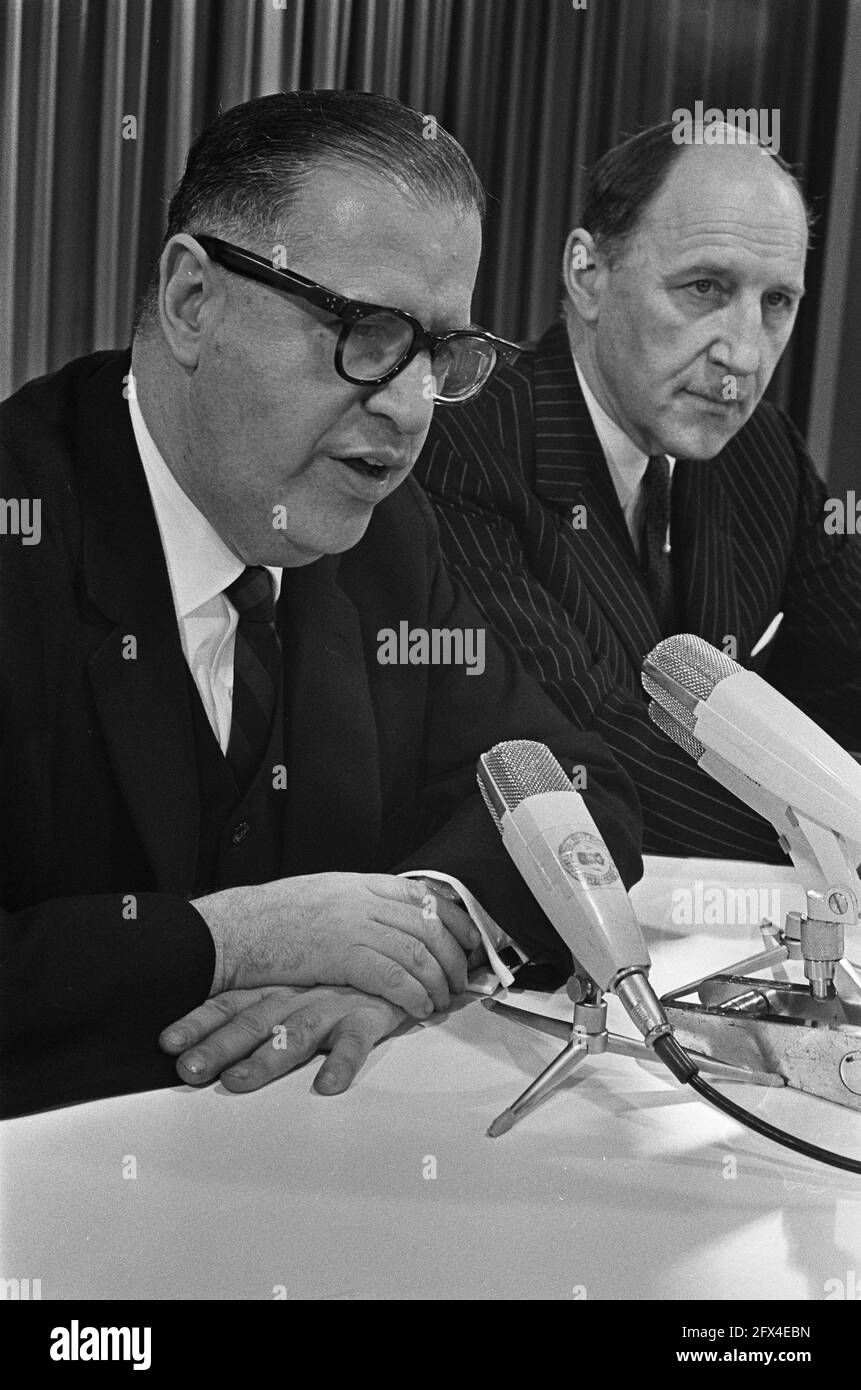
[159,985,406,1095]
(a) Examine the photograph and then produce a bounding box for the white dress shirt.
[573,357,675,560]
[128,380,281,754]
[128,378,517,986]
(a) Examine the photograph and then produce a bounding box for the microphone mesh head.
[648,701,705,760]
[642,634,742,704]
[643,683,697,735]
[478,740,572,825]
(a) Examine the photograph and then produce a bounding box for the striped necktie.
[641,454,676,636]
[224,566,282,790]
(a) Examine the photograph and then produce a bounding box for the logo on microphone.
[558,833,619,887]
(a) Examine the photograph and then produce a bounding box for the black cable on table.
[653,1032,861,1176]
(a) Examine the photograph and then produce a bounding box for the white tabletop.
[2,857,859,1301]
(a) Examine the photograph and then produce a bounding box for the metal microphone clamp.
[659,909,861,1111]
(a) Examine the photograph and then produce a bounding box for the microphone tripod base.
[661,914,861,1110]
[662,978,861,1110]
[485,993,778,1135]
[487,999,605,1136]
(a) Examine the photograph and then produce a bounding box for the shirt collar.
[128,377,282,618]
[572,355,676,504]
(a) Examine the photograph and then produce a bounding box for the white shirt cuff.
[398,870,528,992]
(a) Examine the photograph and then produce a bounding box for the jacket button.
[231,821,251,846]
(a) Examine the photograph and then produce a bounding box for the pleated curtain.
[0,0,850,446]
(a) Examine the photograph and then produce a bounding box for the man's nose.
[709,299,764,380]
[363,352,435,436]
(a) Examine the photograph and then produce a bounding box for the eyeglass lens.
[341,314,414,377]
[341,315,496,400]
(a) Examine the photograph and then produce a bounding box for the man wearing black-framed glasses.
[194,233,520,405]
[0,90,642,1118]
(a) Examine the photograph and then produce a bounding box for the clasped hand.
[160,873,481,1094]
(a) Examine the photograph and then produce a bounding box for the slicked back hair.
[578,119,812,267]
[134,89,485,333]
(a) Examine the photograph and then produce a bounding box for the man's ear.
[562,228,602,325]
[158,234,224,370]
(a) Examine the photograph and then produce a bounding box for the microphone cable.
[654,1034,861,1176]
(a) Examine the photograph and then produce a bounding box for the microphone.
[642,635,861,843]
[642,634,861,994]
[477,740,671,1046]
[477,743,861,1173]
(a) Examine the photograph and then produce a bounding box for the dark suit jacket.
[0,348,642,1117]
[415,322,861,861]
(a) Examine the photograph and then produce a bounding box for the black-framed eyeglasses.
[195,234,521,404]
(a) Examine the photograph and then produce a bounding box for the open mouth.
[334,456,390,480]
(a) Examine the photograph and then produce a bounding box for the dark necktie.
[641,454,676,635]
[224,566,282,790]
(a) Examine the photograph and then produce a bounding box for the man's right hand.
[191,873,480,1019]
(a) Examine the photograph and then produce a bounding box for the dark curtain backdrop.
[0,0,850,440]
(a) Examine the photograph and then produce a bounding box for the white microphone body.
[497,789,649,992]
[477,743,670,1044]
[667,665,861,838]
[643,636,861,967]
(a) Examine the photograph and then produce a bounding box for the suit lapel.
[76,353,383,888]
[277,556,382,873]
[531,324,741,661]
[531,323,665,662]
[77,353,201,893]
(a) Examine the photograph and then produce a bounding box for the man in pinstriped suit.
[416,121,861,862]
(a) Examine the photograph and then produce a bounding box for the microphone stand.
[486,976,778,1137]
[659,909,861,1111]
[486,908,861,1136]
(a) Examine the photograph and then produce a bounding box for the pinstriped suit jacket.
[415,322,861,861]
